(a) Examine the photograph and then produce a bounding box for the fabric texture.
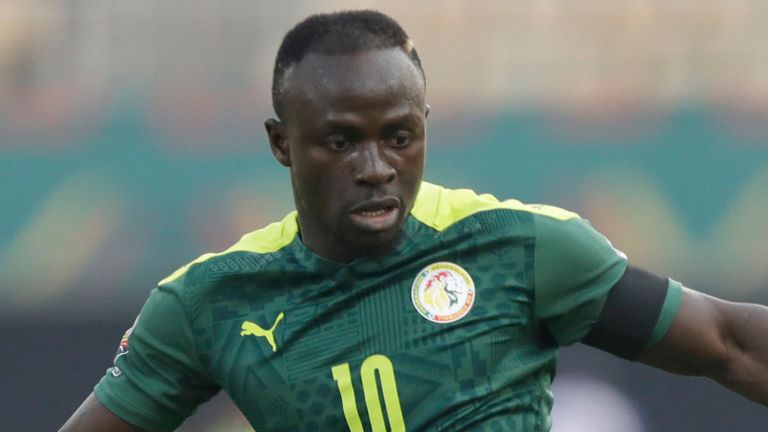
[94,182,677,432]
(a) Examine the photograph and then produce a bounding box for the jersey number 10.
[331,354,406,432]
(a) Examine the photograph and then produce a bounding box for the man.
[61,10,767,432]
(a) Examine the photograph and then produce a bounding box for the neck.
[296,213,403,264]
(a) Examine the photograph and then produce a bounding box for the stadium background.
[1,1,766,430]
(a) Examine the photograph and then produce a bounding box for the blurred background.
[1,0,766,430]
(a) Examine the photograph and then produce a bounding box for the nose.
[354,141,396,186]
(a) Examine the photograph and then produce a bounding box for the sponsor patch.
[412,262,475,323]
[110,315,139,377]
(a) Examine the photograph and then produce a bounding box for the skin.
[638,288,768,406]
[266,47,428,263]
[59,393,140,432]
[59,46,766,431]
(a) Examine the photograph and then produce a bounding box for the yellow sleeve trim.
[411,182,579,232]
[158,211,299,286]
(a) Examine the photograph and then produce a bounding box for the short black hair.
[271,10,425,119]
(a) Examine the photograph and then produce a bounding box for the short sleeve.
[534,215,628,346]
[94,284,219,431]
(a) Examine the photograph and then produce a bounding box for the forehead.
[281,48,425,116]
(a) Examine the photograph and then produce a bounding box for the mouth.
[348,197,401,232]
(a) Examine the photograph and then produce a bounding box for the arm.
[59,393,145,432]
[67,285,220,431]
[637,286,768,406]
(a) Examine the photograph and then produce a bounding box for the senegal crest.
[412,262,475,323]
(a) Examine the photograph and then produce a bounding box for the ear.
[265,118,291,167]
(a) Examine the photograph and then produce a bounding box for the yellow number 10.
[331,354,406,432]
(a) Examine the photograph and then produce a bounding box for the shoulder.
[158,211,300,288]
[411,182,625,263]
[410,181,580,232]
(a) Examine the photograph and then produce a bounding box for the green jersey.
[94,182,680,431]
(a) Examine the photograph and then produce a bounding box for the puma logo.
[240,312,285,352]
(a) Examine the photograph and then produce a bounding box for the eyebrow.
[323,109,423,127]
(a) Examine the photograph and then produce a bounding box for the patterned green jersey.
[94,182,680,431]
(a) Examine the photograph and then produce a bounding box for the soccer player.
[60,10,767,432]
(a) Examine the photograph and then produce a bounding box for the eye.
[325,135,352,152]
[389,132,412,148]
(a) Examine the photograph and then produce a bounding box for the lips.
[348,197,401,232]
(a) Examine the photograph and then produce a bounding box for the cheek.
[399,144,426,180]
[292,153,346,207]
[291,149,326,184]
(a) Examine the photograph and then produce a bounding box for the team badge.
[412,262,475,323]
[110,315,139,377]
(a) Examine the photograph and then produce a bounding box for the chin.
[346,225,402,255]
